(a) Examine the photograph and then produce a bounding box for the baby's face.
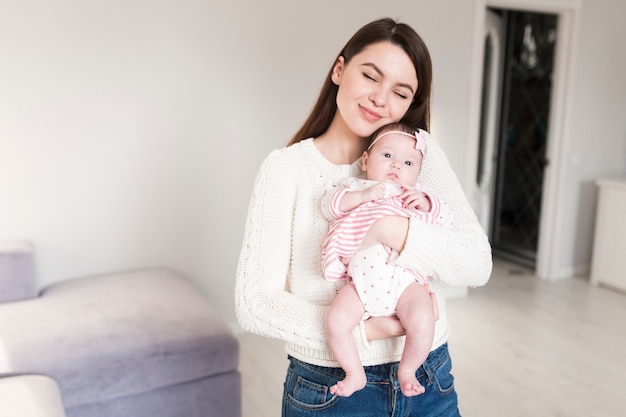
[362,133,423,186]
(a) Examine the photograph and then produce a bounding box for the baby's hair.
[367,122,417,150]
[366,122,426,156]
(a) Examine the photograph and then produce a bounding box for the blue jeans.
[282,343,461,417]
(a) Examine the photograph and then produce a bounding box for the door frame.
[475,9,505,237]
[465,0,582,280]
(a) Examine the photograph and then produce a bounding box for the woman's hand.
[364,316,406,341]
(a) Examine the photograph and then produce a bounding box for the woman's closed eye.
[363,70,412,100]
[394,90,410,100]
[363,72,378,82]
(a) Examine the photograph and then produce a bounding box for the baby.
[321,122,451,397]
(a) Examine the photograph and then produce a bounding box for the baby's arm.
[322,180,387,220]
[338,182,386,212]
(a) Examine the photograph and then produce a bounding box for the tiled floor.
[237,258,626,417]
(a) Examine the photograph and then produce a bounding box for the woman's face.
[332,42,418,138]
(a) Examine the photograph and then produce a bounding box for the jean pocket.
[430,352,456,397]
[285,375,340,411]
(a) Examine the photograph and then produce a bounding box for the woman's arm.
[364,316,405,340]
[235,149,330,349]
[363,289,439,341]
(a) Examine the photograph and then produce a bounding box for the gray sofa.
[0,241,241,417]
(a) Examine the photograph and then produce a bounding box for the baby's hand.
[399,185,431,212]
[362,183,386,202]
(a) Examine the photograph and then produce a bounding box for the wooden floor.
[236,259,626,417]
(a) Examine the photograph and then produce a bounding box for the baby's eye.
[383,152,392,159]
[405,161,414,166]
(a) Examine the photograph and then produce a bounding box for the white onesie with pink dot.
[347,243,429,318]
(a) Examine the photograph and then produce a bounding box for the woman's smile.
[359,104,383,122]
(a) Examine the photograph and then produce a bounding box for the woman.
[236,17,492,416]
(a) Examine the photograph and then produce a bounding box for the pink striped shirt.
[321,178,451,281]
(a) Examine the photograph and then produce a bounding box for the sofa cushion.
[0,268,239,408]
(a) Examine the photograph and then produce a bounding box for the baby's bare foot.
[398,370,425,397]
[329,372,366,397]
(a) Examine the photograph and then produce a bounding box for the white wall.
[553,0,626,277]
[1,0,624,323]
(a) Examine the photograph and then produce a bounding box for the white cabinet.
[590,177,626,292]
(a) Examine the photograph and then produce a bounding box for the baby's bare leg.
[360,216,410,253]
[326,283,367,397]
[395,282,436,397]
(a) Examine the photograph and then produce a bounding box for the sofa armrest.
[0,240,37,303]
[0,375,67,417]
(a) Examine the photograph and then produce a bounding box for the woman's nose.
[369,88,388,107]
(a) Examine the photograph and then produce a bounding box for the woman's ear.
[331,56,345,86]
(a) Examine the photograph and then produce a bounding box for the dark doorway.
[488,9,558,267]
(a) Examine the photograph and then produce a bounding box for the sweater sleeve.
[395,133,493,287]
[235,149,330,349]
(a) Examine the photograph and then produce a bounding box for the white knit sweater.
[235,134,492,367]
